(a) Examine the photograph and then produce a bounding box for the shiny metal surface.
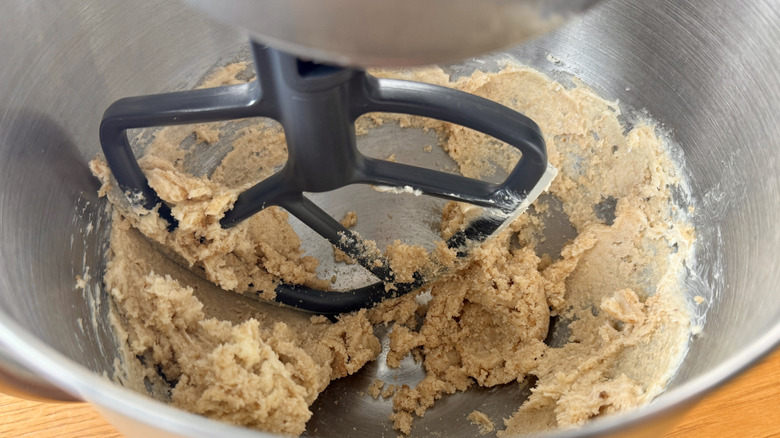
[184,0,602,67]
[0,0,779,437]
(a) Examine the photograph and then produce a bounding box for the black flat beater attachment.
[100,42,549,314]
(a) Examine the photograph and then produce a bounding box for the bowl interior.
[1,0,779,437]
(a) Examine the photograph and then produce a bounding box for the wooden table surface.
[2,348,780,438]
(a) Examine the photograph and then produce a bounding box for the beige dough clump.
[468,410,496,435]
[358,65,693,435]
[101,212,379,435]
[93,58,695,436]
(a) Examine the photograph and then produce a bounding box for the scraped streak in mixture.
[92,58,695,436]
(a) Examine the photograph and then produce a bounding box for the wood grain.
[663,347,780,438]
[2,348,780,437]
[0,395,121,438]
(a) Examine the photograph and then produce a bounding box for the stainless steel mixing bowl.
[1,0,779,437]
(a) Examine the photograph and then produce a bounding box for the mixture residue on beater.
[91,58,695,436]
